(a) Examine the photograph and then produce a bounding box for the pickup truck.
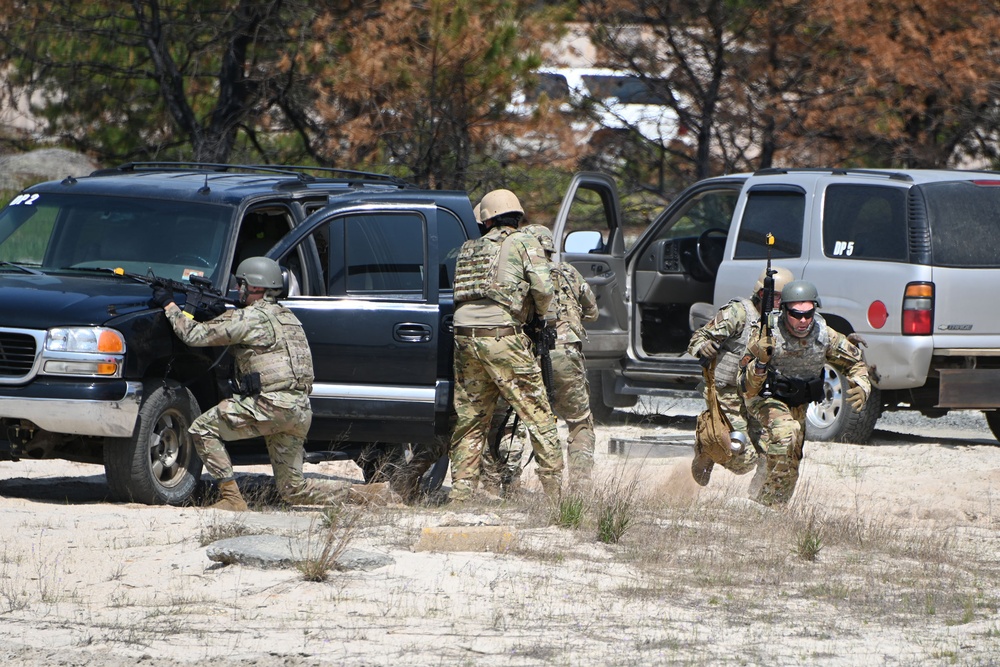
[0,163,481,504]
[561,169,1000,445]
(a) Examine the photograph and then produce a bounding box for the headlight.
[47,327,126,354]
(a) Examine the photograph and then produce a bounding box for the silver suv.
[550,169,1000,443]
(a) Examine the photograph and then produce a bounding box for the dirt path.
[0,407,997,666]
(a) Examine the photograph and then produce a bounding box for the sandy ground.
[0,400,998,666]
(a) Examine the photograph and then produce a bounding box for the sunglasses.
[786,307,816,321]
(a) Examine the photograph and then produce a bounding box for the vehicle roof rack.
[91,162,415,188]
[752,167,914,182]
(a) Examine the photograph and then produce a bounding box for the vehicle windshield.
[0,192,232,283]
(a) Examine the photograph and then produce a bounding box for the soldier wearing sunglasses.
[739,280,871,507]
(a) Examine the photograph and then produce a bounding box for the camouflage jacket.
[165,296,314,394]
[547,261,598,345]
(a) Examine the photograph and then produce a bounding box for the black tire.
[588,370,616,424]
[805,364,880,444]
[104,381,204,505]
[357,443,447,494]
[982,411,1000,445]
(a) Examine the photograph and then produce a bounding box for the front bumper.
[0,379,142,438]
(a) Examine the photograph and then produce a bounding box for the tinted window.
[734,189,804,259]
[923,181,1000,268]
[438,211,469,290]
[823,185,907,262]
[345,213,426,295]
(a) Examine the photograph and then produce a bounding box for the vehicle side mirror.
[565,230,605,254]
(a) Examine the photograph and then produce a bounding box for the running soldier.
[687,266,793,486]
[739,280,871,506]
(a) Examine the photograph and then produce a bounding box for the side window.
[734,189,805,259]
[651,188,739,244]
[438,210,470,290]
[234,207,293,270]
[562,183,616,253]
[823,185,907,262]
[345,213,426,296]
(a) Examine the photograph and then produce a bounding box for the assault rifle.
[114,268,235,321]
[525,316,557,403]
[759,233,776,398]
[761,232,777,340]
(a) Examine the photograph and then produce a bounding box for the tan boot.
[691,443,714,487]
[347,482,401,506]
[208,480,248,512]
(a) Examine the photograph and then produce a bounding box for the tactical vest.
[551,263,586,344]
[453,226,531,320]
[714,297,757,387]
[770,312,830,379]
[234,300,314,394]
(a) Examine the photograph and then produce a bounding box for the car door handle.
[589,271,617,286]
[394,323,433,343]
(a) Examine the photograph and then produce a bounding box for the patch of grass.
[295,508,361,582]
[554,493,586,529]
[595,472,640,544]
[794,515,824,561]
[198,516,255,547]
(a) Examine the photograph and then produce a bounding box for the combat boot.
[691,442,714,487]
[208,480,249,512]
[347,482,401,506]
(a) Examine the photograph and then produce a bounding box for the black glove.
[198,299,228,320]
[150,282,174,309]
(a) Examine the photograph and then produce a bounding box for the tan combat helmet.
[478,189,524,222]
[753,265,794,296]
[522,223,555,255]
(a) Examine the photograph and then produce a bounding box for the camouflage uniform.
[483,260,599,491]
[165,297,351,505]
[687,297,760,475]
[450,225,563,500]
[739,313,870,506]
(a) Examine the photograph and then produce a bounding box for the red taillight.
[972,180,1000,186]
[902,282,933,335]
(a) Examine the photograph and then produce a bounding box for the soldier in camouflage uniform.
[687,266,793,487]
[482,224,599,494]
[739,280,870,507]
[449,189,563,502]
[152,257,390,511]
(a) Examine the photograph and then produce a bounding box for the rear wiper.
[0,261,44,275]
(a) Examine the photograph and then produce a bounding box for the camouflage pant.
[481,343,595,490]
[743,394,807,506]
[190,391,351,505]
[450,332,563,500]
[706,384,759,475]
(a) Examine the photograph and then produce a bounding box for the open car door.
[551,172,630,415]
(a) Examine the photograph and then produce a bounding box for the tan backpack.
[695,361,737,465]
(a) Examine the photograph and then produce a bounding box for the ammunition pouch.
[230,371,262,397]
[764,369,824,407]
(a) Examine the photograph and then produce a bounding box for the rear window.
[822,184,908,262]
[733,189,804,259]
[923,181,1000,268]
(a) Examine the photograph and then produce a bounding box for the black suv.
[0,163,479,504]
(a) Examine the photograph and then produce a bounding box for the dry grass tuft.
[295,506,361,582]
